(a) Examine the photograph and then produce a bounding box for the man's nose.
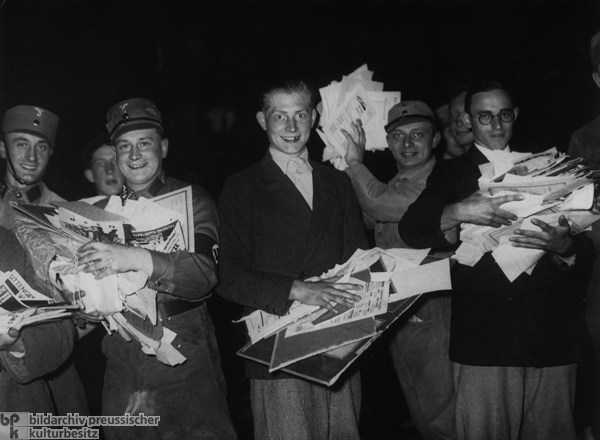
[129,146,141,159]
[106,162,116,175]
[286,118,298,132]
[403,136,413,148]
[491,114,503,129]
[26,145,37,161]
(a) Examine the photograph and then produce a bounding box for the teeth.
[281,136,300,142]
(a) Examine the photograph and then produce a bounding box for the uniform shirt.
[345,158,436,249]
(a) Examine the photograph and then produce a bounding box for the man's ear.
[432,131,441,149]
[462,112,472,129]
[256,112,267,131]
[310,109,317,128]
[84,169,95,183]
[0,141,6,160]
[593,71,600,89]
[161,138,169,159]
[513,107,520,122]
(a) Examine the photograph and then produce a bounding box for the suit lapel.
[301,161,336,269]
[260,152,313,231]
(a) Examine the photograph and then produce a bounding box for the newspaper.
[13,187,195,366]
[0,269,74,333]
[453,149,600,279]
[317,64,401,170]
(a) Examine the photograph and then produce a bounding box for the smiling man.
[0,105,90,418]
[77,98,236,439]
[218,80,367,440]
[343,101,455,440]
[399,81,589,440]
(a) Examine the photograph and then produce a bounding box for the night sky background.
[1,0,600,201]
[2,1,600,437]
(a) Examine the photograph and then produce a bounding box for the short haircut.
[81,133,112,170]
[258,79,316,113]
[464,80,515,115]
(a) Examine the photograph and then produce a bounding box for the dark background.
[1,0,600,200]
[2,1,600,438]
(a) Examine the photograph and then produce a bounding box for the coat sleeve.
[147,186,219,300]
[399,161,459,249]
[0,319,75,384]
[345,163,425,224]
[217,175,296,316]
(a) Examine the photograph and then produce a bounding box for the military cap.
[105,98,163,141]
[384,100,435,133]
[3,105,59,143]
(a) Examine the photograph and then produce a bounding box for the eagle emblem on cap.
[120,103,129,113]
[34,107,44,117]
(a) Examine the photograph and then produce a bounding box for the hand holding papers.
[13,186,196,366]
[453,148,600,280]
[237,248,452,385]
[317,64,401,170]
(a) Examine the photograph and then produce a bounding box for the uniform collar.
[120,170,166,201]
[0,179,43,203]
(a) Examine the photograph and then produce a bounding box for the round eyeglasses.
[472,109,515,125]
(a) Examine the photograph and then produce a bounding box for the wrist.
[556,236,575,257]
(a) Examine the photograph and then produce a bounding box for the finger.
[330,282,363,291]
[494,208,518,222]
[513,229,547,239]
[490,215,512,227]
[510,242,545,250]
[530,218,553,232]
[77,241,101,253]
[7,328,19,339]
[494,194,525,205]
[558,215,571,229]
[326,288,361,303]
[509,236,547,247]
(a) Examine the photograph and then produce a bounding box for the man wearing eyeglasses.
[399,81,588,440]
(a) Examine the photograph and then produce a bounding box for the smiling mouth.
[401,152,419,158]
[106,179,118,185]
[20,163,38,171]
[128,163,146,170]
[280,136,301,143]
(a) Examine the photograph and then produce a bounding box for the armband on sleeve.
[195,233,219,265]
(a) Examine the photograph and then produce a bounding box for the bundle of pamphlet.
[237,247,451,385]
[317,64,401,170]
[12,187,195,366]
[454,147,600,281]
[0,268,74,333]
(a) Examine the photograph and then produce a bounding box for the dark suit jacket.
[399,146,589,367]
[218,152,368,379]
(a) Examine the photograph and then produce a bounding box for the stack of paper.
[454,148,600,281]
[0,269,74,333]
[237,247,452,385]
[13,187,196,366]
[316,64,401,170]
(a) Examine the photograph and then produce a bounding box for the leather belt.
[159,300,204,319]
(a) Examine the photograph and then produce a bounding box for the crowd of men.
[1,29,600,440]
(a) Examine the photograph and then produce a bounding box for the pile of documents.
[12,187,195,366]
[237,247,451,385]
[0,268,73,333]
[316,64,401,170]
[454,148,600,281]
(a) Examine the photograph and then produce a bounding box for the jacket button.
[266,305,271,311]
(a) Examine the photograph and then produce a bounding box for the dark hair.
[464,80,515,115]
[447,76,478,104]
[81,133,113,170]
[258,79,316,113]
